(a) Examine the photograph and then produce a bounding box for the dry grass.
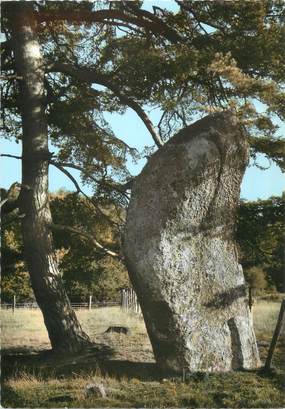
[1,307,154,362]
[3,364,285,408]
[1,301,285,408]
[1,301,282,354]
[1,309,50,351]
[252,299,283,339]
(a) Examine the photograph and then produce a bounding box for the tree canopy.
[1,1,284,351]
[2,1,285,181]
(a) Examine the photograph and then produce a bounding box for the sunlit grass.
[3,366,285,408]
[1,306,153,362]
[252,300,283,339]
[1,300,284,408]
[1,301,282,351]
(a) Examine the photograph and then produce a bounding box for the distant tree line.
[2,1,284,353]
[2,192,284,303]
[2,191,129,303]
[237,194,284,294]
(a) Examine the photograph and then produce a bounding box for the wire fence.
[1,301,120,310]
[1,288,142,314]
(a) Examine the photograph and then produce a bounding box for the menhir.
[124,112,260,373]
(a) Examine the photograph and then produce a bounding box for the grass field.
[1,300,284,408]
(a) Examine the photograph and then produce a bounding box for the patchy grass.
[1,302,285,408]
[1,307,153,360]
[3,367,285,408]
[253,299,283,339]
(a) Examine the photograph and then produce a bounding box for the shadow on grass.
[2,336,285,384]
[2,343,285,409]
[1,342,159,382]
[0,385,24,408]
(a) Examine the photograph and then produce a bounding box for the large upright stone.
[123,112,260,373]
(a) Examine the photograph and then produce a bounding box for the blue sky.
[1,0,284,200]
[1,107,284,201]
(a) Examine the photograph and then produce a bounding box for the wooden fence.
[120,288,141,314]
[2,289,141,314]
[1,300,120,311]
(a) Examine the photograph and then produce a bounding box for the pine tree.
[1,1,284,352]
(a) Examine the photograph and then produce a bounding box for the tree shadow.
[204,284,247,309]
[98,359,159,380]
[1,342,160,382]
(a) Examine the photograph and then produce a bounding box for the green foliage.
[99,1,285,160]
[1,192,129,303]
[1,2,284,302]
[1,1,284,176]
[237,196,284,291]
[244,266,268,294]
[51,192,129,302]
[2,194,283,302]
[1,270,34,303]
[1,214,34,302]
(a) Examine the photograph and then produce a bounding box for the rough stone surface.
[85,383,107,398]
[123,112,261,373]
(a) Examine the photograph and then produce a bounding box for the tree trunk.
[8,2,91,353]
[124,112,261,373]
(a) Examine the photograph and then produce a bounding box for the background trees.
[2,194,284,302]
[1,1,284,349]
[2,191,130,303]
[237,195,284,293]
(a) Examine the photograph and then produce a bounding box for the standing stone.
[123,112,260,373]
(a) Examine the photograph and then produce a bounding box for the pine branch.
[0,75,23,80]
[0,153,22,160]
[50,159,132,197]
[50,160,122,227]
[37,8,182,43]
[48,63,164,148]
[0,182,21,213]
[51,160,82,195]
[50,223,121,259]
[175,1,226,34]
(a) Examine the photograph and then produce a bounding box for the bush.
[244,266,268,295]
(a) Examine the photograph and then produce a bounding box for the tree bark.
[7,2,91,353]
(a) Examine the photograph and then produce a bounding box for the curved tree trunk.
[7,2,90,353]
[124,112,260,373]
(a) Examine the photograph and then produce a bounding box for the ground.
[1,299,284,408]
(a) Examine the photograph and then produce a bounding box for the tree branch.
[50,159,132,197]
[0,182,21,213]
[0,75,23,80]
[48,63,163,148]
[175,1,226,34]
[0,153,22,160]
[50,160,122,227]
[37,8,182,43]
[50,223,121,259]
[51,160,82,195]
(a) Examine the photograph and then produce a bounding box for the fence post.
[264,299,285,371]
[89,295,92,310]
[130,288,133,311]
[120,288,141,315]
[13,295,16,313]
[121,289,126,310]
[248,286,253,311]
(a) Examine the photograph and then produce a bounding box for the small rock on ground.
[85,383,107,398]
